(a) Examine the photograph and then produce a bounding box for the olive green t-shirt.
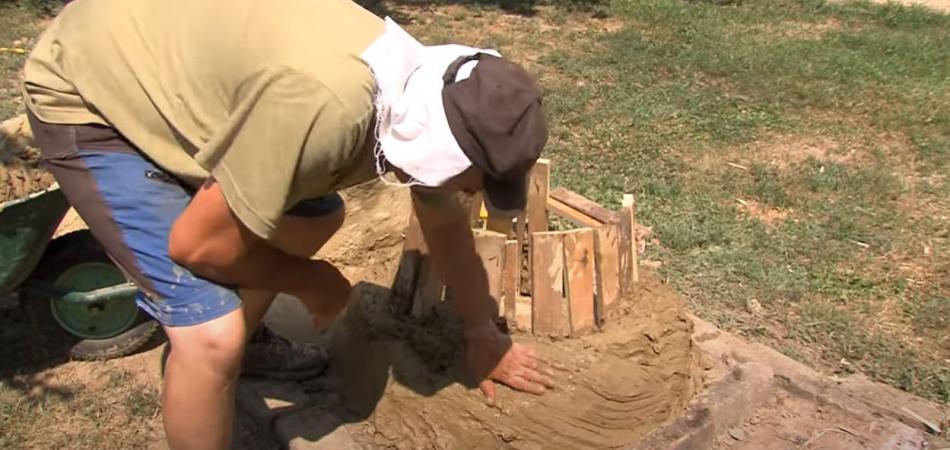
[22,0,384,239]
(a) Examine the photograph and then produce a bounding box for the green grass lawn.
[398,0,949,402]
[1,0,946,406]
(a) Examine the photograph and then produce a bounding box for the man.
[23,0,553,448]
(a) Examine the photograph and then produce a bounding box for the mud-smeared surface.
[302,272,701,449]
[0,114,55,204]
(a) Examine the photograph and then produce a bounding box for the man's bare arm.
[167,181,347,303]
[410,190,497,329]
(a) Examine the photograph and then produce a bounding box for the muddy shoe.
[241,326,329,381]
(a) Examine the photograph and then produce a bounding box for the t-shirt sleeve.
[194,67,360,239]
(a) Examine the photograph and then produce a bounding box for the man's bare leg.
[241,207,345,334]
[162,308,246,450]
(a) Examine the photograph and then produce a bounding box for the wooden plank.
[563,229,596,336]
[618,194,637,299]
[594,224,622,324]
[622,194,639,284]
[526,159,550,234]
[502,240,519,323]
[531,231,569,337]
[526,159,550,301]
[547,197,603,229]
[550,187,616,224]
[515,212,529,295]
[473,230,507,315]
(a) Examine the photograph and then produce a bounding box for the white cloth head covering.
[360,18,501,186]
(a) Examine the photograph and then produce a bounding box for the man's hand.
[464,324,555,403]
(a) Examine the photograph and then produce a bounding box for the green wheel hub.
[49,262,138,339]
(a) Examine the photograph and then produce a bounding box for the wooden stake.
[622,194,639,284]
[473,230,507,315]
[550,187,616,224]
[531,231,569,337]
[502,240,519,323]
[527,159,550,234]
[515,212,528,295]
[594,224,622,325]
[563,229,596,336]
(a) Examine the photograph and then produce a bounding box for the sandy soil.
[286,271,702,450]
[0,114,55,204]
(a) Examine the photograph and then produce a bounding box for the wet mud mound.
[1,115,55,204]
[309,272,702,449]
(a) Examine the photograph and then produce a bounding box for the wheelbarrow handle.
[20,280,139,304]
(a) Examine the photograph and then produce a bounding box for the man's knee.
[165,311,246,376]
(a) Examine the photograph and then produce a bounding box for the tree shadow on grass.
[356,0,607,18]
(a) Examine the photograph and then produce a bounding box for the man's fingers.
[506,375,547,396]
[520,368,556,388]
[479,379,497,404]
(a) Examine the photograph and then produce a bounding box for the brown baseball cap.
[442,53,548,215]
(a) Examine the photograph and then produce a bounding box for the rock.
[728,427,746,441]
[746,299,764,316]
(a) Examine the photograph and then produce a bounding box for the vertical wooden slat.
[531,231,569,337]
[618,194,637,299]
[527,159,551,234]
[502,240,519,323]
[515,212,528,295]
[594,224,622,325]
[473,230,507,315]
[622,194,640,284]
[526,159,550,299]
[564,229,596,336]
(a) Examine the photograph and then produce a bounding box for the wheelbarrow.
[1,186,158,359]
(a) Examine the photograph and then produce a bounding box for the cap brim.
[482,174,527,218]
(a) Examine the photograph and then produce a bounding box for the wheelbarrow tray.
[0,186,70,296]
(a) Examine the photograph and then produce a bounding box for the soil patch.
[0,114,55,204]
[299,272,701,449]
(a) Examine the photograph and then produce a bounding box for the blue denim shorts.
[29,114,343,327]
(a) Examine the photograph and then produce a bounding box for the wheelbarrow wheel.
[20,230,160,360]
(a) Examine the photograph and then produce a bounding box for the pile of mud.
[0,114,55,204]
[303,272,702,449]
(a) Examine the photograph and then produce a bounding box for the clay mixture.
[296,272,701,450]
[0,114,55,204]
